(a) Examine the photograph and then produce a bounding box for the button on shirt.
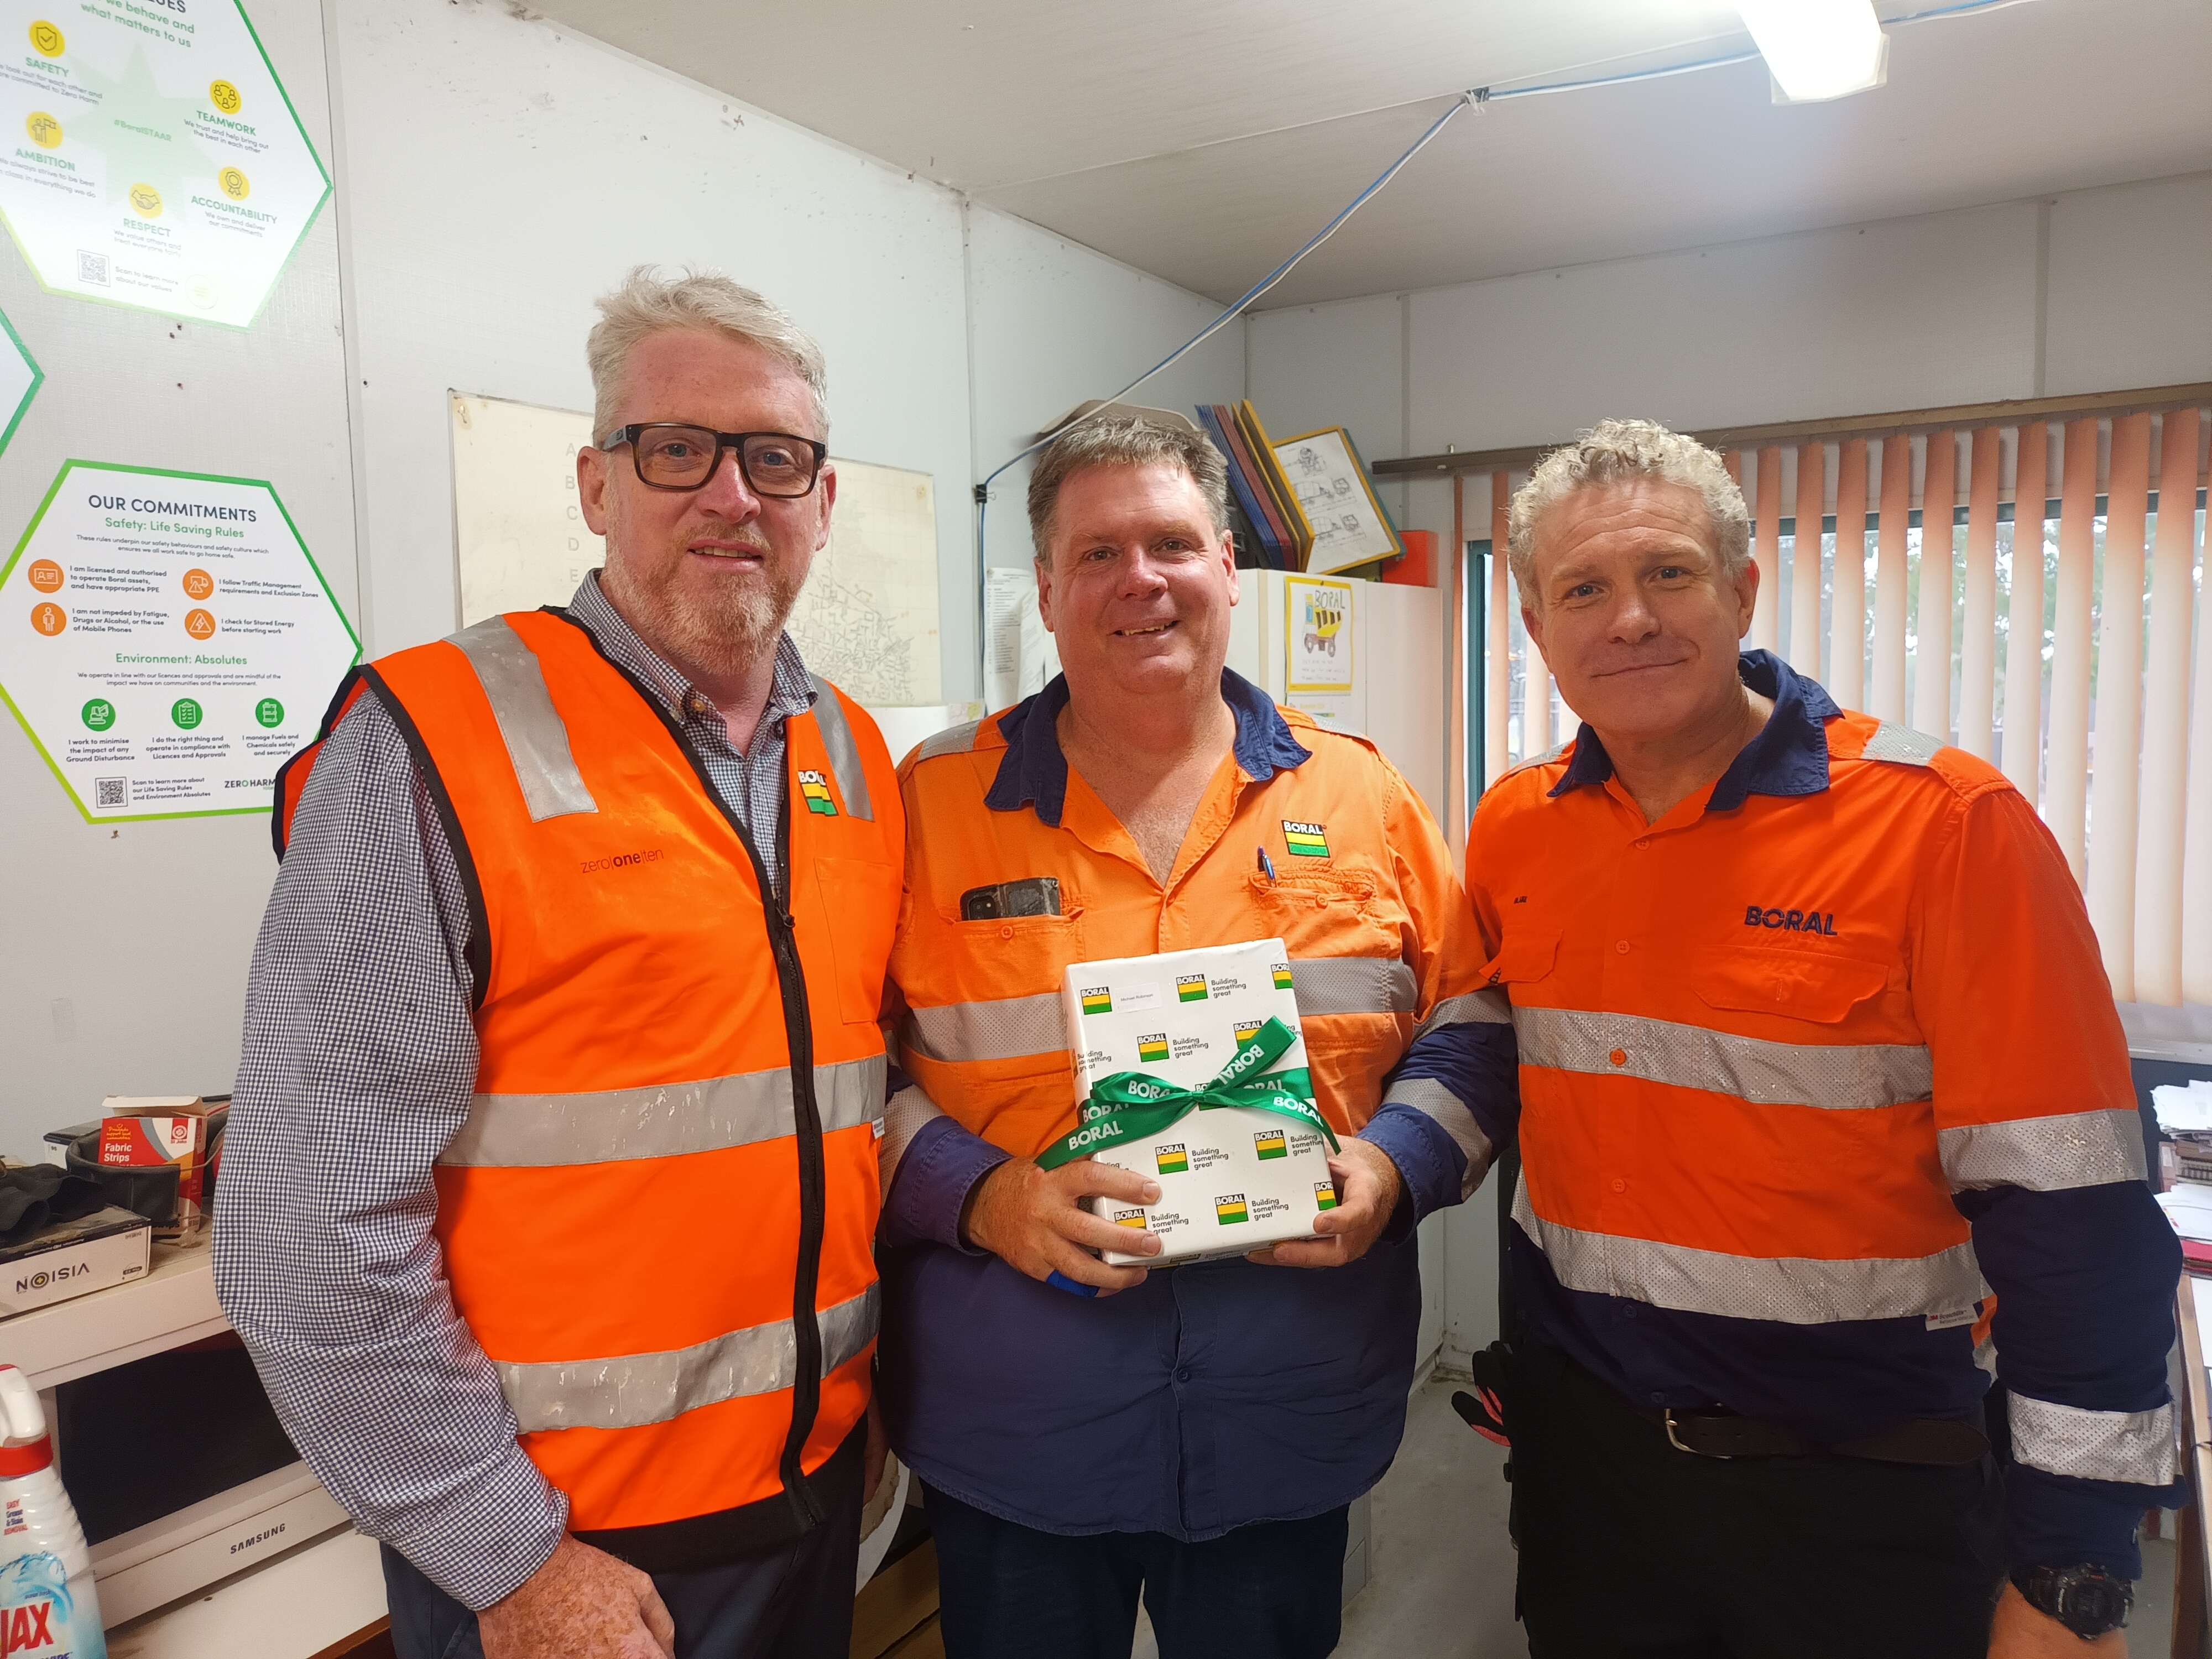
[211,576,815,1610]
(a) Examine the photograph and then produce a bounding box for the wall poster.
[0,3,330,326]
[1285,575,1354,697]
[0,460,358,820]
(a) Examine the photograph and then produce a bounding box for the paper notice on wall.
[984,564,1058,712]
[0,461,358,820]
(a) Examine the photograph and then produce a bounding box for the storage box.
[99,1096,211,1235]
[1061,939,1335,1266]
[0,1205,152,1318]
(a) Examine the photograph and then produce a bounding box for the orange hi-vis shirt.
[873,670,1507,1541]
[1469,651,2178,1574]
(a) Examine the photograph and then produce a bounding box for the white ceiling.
[528,0,2212,308]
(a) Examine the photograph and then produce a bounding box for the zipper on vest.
[576,637,832,1533]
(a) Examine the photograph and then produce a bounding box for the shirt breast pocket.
[1478,927,1560,995]
[1690,947,1890,1026]
[907,911,1087,1078]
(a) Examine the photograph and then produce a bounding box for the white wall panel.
[0,0,351,1157]
[2044,173,2212,397]
[967,204,1243,575]
[1402,203,2041,454]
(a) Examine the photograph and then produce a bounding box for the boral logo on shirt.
[797,769,838,816]
[1743,904,1837,936]
[1282,820,1330,858]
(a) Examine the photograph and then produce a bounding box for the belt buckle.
[1663,1409,1730,1459]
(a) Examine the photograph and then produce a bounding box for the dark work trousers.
[924,1480,1349,1659]
[382,1434,864,1659]
[1511,1340,2007,1659]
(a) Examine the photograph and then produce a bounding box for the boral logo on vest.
[797,769,838,817]
[1282,820,1330,859]
[1743,904,1838,936]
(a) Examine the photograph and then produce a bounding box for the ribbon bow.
[1037,1016,1338,1171]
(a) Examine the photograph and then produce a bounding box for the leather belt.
[1647,1406,1989,1467]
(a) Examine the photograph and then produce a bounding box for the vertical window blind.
[1439,392,2212,1009]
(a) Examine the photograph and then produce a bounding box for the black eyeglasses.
[595,424,828,497]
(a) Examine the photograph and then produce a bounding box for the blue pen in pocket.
[1046,1270,1099,1298]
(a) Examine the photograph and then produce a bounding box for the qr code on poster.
[95,777,127,808]
[77,251,108,285]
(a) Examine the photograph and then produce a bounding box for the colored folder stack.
[1194,403,1316,571]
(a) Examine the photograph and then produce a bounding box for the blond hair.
[1509,418,1749,590]
[586,265,828,440]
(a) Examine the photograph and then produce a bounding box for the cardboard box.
[1062,939,1335,1266]
[0,1205,152,1318]
[99,1095,211,1234]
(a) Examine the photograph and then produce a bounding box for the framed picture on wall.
[1269,426,1402,576]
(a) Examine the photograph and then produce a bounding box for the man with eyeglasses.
[216,268,904,1659]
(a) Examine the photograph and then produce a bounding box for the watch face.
[2060,1576,2128,1633]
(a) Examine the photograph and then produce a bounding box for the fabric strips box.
[1046,938,1337,1266]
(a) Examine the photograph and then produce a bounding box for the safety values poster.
[0,461,358,821]
[0,2,330,326]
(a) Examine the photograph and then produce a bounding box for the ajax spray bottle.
[0,1365,105,1658]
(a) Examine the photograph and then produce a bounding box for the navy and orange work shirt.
[875,669,1511,1540]
[1470,650,2180,1576]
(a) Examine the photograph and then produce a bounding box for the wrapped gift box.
[1060,938,1334,1266]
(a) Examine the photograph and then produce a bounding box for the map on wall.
[0,460,359,821]
[448,393,942,706]
[0,2,330,327]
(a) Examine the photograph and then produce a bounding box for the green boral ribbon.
[1037,1015,1338,1171]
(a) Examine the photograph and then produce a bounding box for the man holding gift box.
[874,411,1515,1659]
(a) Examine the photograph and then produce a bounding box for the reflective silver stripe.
[447,616,597,821]
[807,676,874,821]
[904,992,1067,1065]
[915,718,985,763]
[879,1083,945,1201]
[1512,1176,1987,1326]
[2008,1392,2176,1485]
[499,1284,881,1434]
[1380,1076,1494,1199]
[441,1056,886,1167]
[1939,1108,2147,1193]
[1859,721,1943,765]
[1512,1005,1931,1110]
[1414,988,1513,1037]
[1290,957,1418,1018]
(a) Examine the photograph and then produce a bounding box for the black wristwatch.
[2010,1563,2132,1640]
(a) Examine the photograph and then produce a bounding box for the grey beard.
[603,554,804,682]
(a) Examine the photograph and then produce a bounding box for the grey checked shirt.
[211,576,815,1609]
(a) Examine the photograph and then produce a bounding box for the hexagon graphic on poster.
[0,305,38,453]
[0,461,358,821]
[0,3,331,328]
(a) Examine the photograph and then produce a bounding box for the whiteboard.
[450,393,602,626]
[448,393,940,703]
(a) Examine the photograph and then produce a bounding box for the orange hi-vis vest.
[275,609,902,1567]
[891,698,1483,1159]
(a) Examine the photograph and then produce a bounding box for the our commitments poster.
[0,2,330,326]
[0,461,358,820]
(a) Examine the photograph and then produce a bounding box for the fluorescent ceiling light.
[1737,0,1890,103]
